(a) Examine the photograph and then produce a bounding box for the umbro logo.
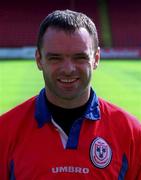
[51,166,89,174]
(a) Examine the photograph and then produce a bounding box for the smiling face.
[36,27,100,108]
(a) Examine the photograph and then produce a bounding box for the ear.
[35,49,42,70]
[93,47,100,70]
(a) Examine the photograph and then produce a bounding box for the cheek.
[42,63,57,74]
[89,59,95,69]
[84,61,93,70]
[79,63,92,76]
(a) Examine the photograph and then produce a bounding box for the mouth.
[58,78,79,83]
[57,78,79,90]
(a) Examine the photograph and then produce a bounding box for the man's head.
[37,9,99,54]
[35,10,100,108]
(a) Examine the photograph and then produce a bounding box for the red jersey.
[0,88,141,179]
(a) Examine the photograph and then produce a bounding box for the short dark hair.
[37,9,99,52]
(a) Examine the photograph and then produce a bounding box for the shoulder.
[0,96,37,172]
[1,96,36,116]
[98,98,141,163]
[0,96,37,150]
[0,96,37,130]
[98,97,141,133]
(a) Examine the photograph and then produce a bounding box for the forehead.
[42,27,93,53]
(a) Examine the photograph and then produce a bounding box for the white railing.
[0,47,141,59]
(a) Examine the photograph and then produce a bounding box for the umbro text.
[52,166,89,174]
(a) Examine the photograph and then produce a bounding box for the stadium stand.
[0,0,71,47]
[108,0,141,48]
[0,0,100,47]
[1,0,141,59]
[74,0,102,46]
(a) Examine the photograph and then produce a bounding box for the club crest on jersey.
[90,137,112,168]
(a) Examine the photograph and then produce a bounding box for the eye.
[75,56,87,60]
[73,54,89,62]
[47,56,62,62]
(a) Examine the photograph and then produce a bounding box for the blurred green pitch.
[0,59,141,121]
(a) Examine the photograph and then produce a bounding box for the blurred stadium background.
[0,0,141,120]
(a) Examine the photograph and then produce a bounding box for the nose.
[61,58,76,75]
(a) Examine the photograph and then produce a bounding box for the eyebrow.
[73,53,89,56]
[45,52,90,58]
[45,53,62,57]
[72,53,90,58]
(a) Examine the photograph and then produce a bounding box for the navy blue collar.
[35,88,100,128]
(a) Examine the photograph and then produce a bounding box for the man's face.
[36,27,100,107]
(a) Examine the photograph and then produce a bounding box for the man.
[0,9,141,179]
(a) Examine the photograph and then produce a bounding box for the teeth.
[60,79,76,83]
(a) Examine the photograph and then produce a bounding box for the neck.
[45,87,91,109]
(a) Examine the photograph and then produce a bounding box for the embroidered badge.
[90,137,112,168]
